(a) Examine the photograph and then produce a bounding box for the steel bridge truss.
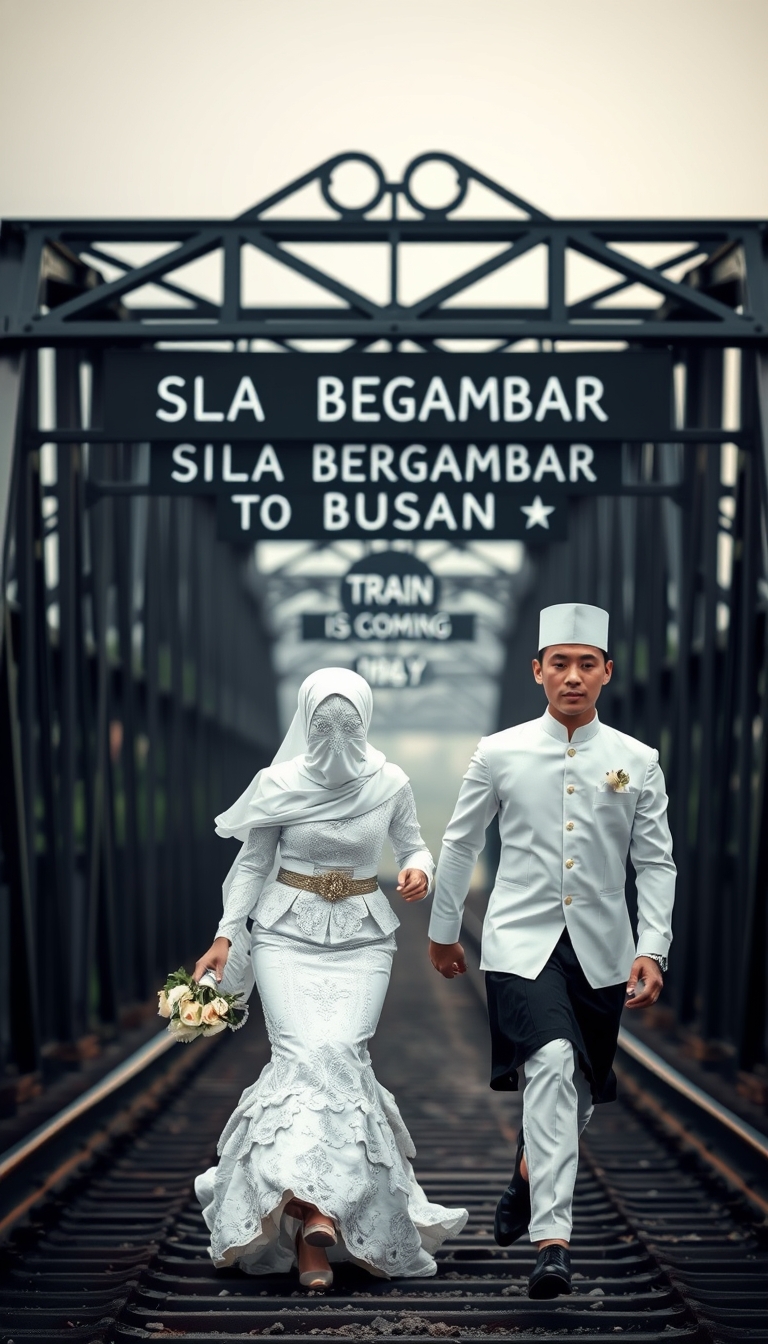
[2,151,768,350]
[1,153,767,1105]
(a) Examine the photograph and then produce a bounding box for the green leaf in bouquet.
[164,967,194,992]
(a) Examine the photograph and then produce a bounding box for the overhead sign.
[217,486,568,542]
[354,655,431,688]
[302,610,476,640]
[148,440,619,495]
[302,552,475,642]
[104,352,673,442]
[142,438,616,541]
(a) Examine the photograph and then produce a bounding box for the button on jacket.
[429,711,676,989]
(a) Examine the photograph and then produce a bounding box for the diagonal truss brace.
[1,152,767,346]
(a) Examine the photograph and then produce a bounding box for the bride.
[193,667,467,1289]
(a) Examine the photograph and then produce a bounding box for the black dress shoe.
[494,1128,530,1246]
[528,1244,572,1299]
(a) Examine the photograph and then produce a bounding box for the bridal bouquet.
[157,967,249,1042]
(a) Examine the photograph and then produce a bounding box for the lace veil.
[213,669,408,996]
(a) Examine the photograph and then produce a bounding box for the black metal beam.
[6,320,763,346]
[2,153,767,347]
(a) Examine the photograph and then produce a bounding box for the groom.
[428,603,675,1299]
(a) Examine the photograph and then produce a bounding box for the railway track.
[1,903,767,1343]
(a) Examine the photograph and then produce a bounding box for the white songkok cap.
[538,603,609,652]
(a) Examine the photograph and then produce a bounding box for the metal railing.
[0,351,279,1086]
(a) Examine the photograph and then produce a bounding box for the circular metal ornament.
[402,153,469,218]
[320,153,387,219]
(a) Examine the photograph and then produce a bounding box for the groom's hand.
[625,955,663,1009]
[429,939,467,978]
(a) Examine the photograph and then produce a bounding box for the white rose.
[212,997,230,1018]
[157,990,172,1019]
[201,1001,222,1025]
[179,998,203,1026]
[167,984,190,1007]
[202,1019,228,1036]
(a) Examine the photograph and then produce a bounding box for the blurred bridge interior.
[0,151,767,1140]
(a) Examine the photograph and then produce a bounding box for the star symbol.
[520,495,556,529]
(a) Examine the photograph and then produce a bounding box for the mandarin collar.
[540,709,601,744]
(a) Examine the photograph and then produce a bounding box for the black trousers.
[485,929,627,1103]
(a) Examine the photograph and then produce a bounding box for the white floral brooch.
[605,769,630,792]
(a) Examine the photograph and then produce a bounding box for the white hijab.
[215,667,407,843]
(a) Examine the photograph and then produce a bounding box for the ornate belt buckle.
[318,870,352,903]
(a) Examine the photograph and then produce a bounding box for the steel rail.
[615,1065,768,1221]
[616,1027,768,1161]
[5,913,766,1199]
[0,1029,175,1183]
[2,909,766,1342]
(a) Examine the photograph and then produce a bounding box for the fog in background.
[371,733,486,882]
[2,0,766,870]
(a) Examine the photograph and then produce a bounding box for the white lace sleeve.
[388,784,435,896]
[216,825,280,945]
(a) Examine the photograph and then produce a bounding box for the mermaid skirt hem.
[195,931,468,1279]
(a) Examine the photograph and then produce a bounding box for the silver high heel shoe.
[302,1213,337,1248]
[296,1228,333,1290]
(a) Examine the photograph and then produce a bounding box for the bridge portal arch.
[0,152,766,1102]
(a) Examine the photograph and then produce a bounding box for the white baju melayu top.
[428,710,676,989]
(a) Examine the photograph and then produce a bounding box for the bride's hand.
[396,868,428,902]
[193,936,231,984]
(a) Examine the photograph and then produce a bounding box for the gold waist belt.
[276,867,378,903]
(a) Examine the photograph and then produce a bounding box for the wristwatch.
[643,952,668,973]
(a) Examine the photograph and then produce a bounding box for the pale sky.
[1,0,767,222]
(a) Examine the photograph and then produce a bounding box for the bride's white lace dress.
[194,783,468,1278]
